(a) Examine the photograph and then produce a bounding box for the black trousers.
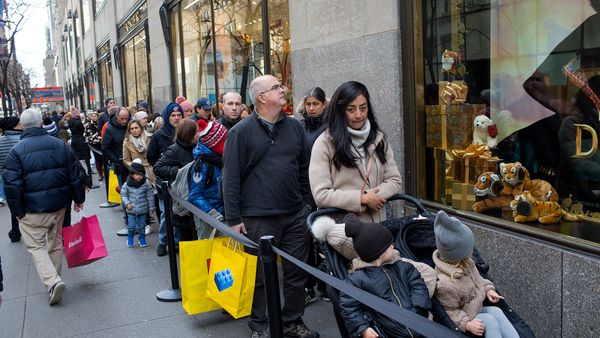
[244,207,311,332]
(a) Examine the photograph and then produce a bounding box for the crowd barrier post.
[156,181,182,302]
[260,235,283,338]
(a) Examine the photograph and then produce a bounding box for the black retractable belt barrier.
[156,181,182,302]
[90,145,119,208]
[260,236,283,338]
[168,189,462,338]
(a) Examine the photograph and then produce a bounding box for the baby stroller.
[307,194,535,338]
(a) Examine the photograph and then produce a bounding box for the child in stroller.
[433,211,519,338]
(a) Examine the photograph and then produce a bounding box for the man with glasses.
[223,75,318,338]
[219,91,243,130]
[191,97,213,122]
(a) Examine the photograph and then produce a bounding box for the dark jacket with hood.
[153,140,195,182]
[222,111,313,225]
[101,114,127,164]
[98,108,111,133]
[300,113,325,157]
[2,127,85,217]
[147,103,182,166]
[68,116,90,160]
[339,251,431,338]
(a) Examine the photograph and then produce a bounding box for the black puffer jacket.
[2,127,85,217]
[153,140,195,182]
[147,127,174,166]
[101,114,127,164]
[68,116,90,160]
[339,257,431,338]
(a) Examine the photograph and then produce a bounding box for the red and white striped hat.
[197,120,228,156]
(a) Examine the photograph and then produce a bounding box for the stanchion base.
[99,202,120,208]
[156,289,181,302]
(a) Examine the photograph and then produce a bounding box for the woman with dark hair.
[309,81,401,223]
[68,107,92,188]
[153,119,198,183]
[84,109,104,181]
[299,87,328,156]
[556,75,600,211]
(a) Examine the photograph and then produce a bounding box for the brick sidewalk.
[0,173,338,338]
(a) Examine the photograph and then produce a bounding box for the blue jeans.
[127,214,147,241]
[0,175,5,200]
[158,198,181,246]
[475,306,520,338]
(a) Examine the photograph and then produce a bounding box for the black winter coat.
[2,128,85,217]
[68,117,90,160]
[101,115,127,164]
[147,127,174,166]
[98,109,110,134]
[339,260,431,338]
[153,140,195,182]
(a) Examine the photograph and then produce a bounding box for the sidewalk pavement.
[0,173,338,338]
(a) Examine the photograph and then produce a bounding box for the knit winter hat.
[197,119,228,156]
[0,117,19,131]
[130,158,145,175]
[344,213,393,263]
[133,111,148,121]
[180,100,193,112]
[175,95,186,104]
[161,102,183,133]
[434,210,474,262]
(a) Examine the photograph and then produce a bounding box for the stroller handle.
[307,194,429,227]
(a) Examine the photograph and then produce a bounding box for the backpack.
[171,161,194,217]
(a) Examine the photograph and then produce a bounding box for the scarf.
[129,133,148,153]
[347,119,371,168]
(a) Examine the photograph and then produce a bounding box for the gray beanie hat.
[434,210,474,262]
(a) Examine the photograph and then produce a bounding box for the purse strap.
[360,156,374,193]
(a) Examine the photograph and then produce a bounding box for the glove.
[208,209,224,222]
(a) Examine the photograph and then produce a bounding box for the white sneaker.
[145,225,152,235]
[49,281,66,305]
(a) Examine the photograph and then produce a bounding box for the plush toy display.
[499,162,558,201]
[472,172,513,213]
[509,191,583,224]
[472,115,498,148]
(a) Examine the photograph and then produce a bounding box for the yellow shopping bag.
[206,239,257,319]
[107,169,121,204]
[180,237,227,315]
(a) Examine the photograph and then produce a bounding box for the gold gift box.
[452,182,476,210]
[425,104,486,149]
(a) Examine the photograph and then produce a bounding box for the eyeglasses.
[259,83,285,96]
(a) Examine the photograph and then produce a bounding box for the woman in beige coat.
[123,120,156,186]
[309,81,401,223]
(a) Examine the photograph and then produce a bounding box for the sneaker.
[127,235,135,248]
[251,330,270,338]
[8,229,21,243]
[49,281,66,305]
[145,225,152,235]
[139,238,148,248]
[156,244,167,256]
[283,319,319,338]
[0,198,6,206]
[317,289,330,302]
[304,288,317,305]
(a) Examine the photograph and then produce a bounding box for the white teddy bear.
[472,115,498,148]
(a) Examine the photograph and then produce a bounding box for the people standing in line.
[223,75,318,338]
[0,117,23,243]
[219,92,243,130]
[309,81,401,224]
[176,95,195,119]
[189,120,228,239]
[190,97,213,122]
[297,87,328,305]
[43,116,60,138]
[98,97,116,132]
[84,110,104,181]
[147,103,183,256]
[68,107,93,189]
[2,108,85,306]
[121,159,155,248]
[433,211,519,338]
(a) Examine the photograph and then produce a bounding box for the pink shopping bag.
[63,214,108,268]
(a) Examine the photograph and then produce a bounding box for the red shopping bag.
[63,214,108,268]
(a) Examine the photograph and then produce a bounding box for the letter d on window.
[573,124,598,158]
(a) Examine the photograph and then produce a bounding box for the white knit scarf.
[347,119,371,169]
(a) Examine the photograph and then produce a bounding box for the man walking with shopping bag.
[2,108,86,306]
[223,75,318,338]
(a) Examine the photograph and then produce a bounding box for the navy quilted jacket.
[2,127,85,217]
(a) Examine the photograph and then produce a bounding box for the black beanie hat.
[130,159,145,175]
[344,213,393,262]
[0,117,20,131]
